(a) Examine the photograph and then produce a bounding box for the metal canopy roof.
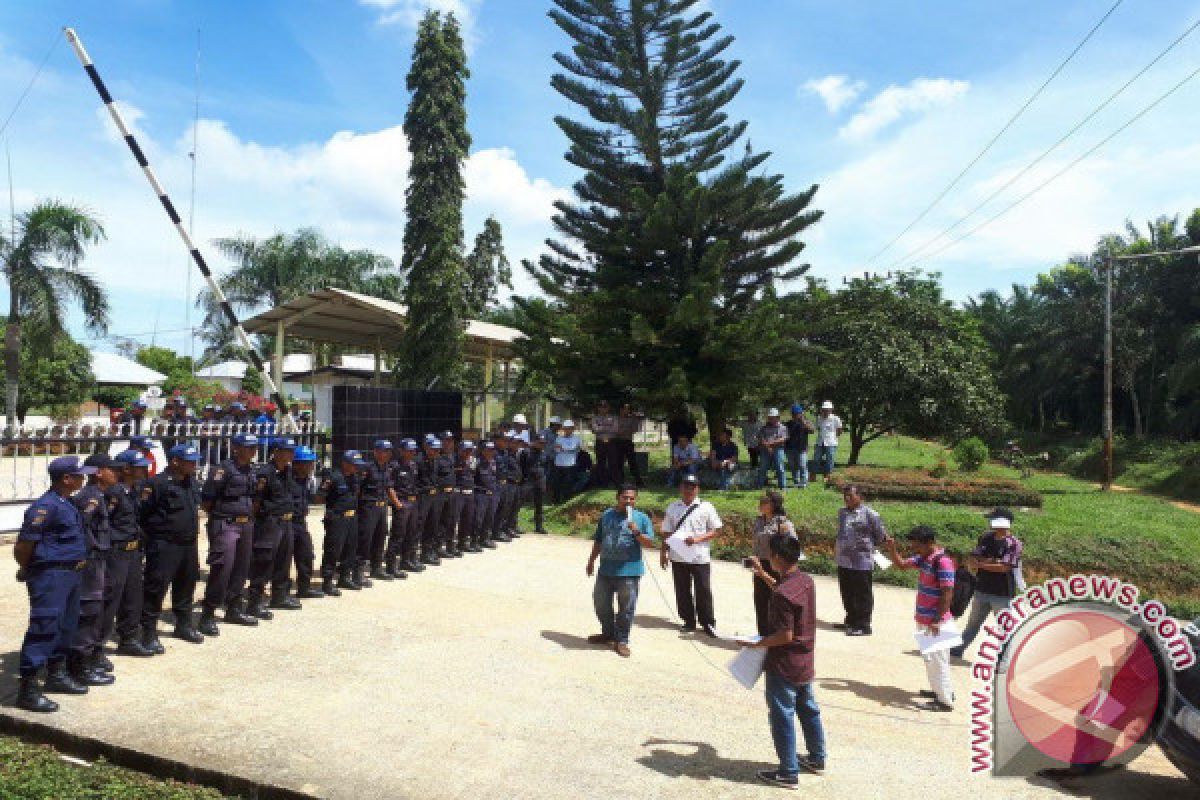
[242,288,522,362]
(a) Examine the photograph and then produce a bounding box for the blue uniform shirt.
[19,489,88,565]
[593,507,655,577]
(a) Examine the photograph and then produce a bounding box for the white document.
[872,551,892,570]
[728,645,767,689]
[666,532,702,563]
[913,622,962,655]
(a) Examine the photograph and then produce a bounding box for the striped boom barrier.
[62,27,295,431]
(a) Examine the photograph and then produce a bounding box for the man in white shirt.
[814,401,843,481]
[551,420,581,502]
[659,474,723,637]
[512,413,532,444]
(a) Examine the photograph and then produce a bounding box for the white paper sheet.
[666,532,702,562]
[913,622,962,655]
[728,645,767,689]
[872,551,892,570]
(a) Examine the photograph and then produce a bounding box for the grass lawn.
[0,735,231,799]
[525,433,1200,618]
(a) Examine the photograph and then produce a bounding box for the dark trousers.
[20,567,81,677]
[671,561,715,627]
[70,555,106,658]
[388,503,419,562]
[320,514,357,579]
[101,546,144,643]
[358,503,389,568]
[530,484,545,531]
[613,439,640,485]
[504,483,523,532]
[474,492,497,543]
[142,538,199,630]
[248,516,285,594]
[202,518,253,611]
[753,565,781,637]
[594,440,613,487]
[837,567,875,631]
[438,488,458,547]
[454,492,475,547]
[419,492,444,554]
[271,519,299,593]
[292,521,315,590]
[747,445,760,470]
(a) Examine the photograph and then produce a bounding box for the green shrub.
[953,436,989,472]
[828,467,1042,507]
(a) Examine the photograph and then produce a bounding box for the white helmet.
[513,413,528,425]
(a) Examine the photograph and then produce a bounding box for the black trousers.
[613,439,640,485]
[100,546,144,642]
[474,492,497,543]
[270,519,299,593]
[594,440,613,487]
[671,561,715,627]
[837,567,875,631]
[753,564,781,637]
[291,520,315,589]
[530,484,545,532]
[358,503,389,568]
[387,503,417,562]
[419,492,445,554]
[438,488,458,547]
[452,492,474,547]
[504,483,523,532]
[249,516,286,594]
[747,445,760,469]
[142,537,199,630]
[320,514,357,579]
[70,554,106,658]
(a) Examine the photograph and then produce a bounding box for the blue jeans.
[785,448,808,487]
[593,575,640,644]
[765,671,827,775]
[954,591,1013,657]
[717,466,736,490]
[813,444,837,476]
[759,447,787,489]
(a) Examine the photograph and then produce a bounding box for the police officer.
[140,444,204,651]
[454,440,480,554]
[435,434,460,558]
[492,433,514,543]
[247,439,297,619]
[316,451,365,594]
[473,441,500,550]
[130,435,159,477]
[101,450,155,658]
[287,445,324,600]
[116,399,147,435]
[525,434,549,534]
[416,437,444,566]
[359,440,399,585]
[198,433,261,635]
[504,432,527,539]
[387,439,420,577]
[14,457,94,712]
[68,454,118,687]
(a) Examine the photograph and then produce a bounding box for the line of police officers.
[13,427,546,713]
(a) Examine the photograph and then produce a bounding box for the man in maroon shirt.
[749,533,827,788]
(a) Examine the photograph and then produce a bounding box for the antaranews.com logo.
[969,574,1197,776]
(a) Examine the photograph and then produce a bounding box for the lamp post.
[1101,244,1200,490]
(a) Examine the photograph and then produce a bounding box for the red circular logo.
[1005,609,1162,766]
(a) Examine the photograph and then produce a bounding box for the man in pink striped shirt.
[885,526,956,712]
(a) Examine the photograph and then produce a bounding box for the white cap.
[513,413,528,425]
[989,517,1011,529]
[562,419,576,428]
[549,416,561,424]
[821,401,834,410]
[767,407,781,417]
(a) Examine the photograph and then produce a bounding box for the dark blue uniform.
[201,459,257,613]
[416,452,442,564]
[358,460,393,578]
[279,467,316,596]
[139,470,201,636]
[318,469,359,585]
[452,452,477,552]
[502,446,527,536]
[101,481,145,647]
[522,446,547,533]
[249,464,296,603]
[388,458,420,571]
[70,484,111,662]
[493,450,514,540]
[433,453,457,553]
[473,455,500,548]
[18,490,87,677]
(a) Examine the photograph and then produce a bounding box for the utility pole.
[1102,252,1113,491]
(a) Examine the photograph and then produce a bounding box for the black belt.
[33,560,87,571]
[114,541,141,552]
[216,515,251,524]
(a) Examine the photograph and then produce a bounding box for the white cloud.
[839,78,969,140]
[802,74,866,114]
[361,0,477,30]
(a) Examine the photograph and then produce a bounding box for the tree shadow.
[818,677,925,711]
[636,738,775,787]
[540,630,606,651]
[0,649,21,706]
[1025,765,1198,799]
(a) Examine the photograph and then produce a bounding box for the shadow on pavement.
[818,677,925,711]
[540,630,603,651]
[633,614,682,632]
[1024,765,1197,799]
[636,738,774,787]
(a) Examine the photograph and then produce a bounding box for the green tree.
[518,0,821,438]
[465,216,511,318]
[396,11,471,388]
[806,272,1003,465]
[241,364,264,396]
[1,201,108,429]
[0,322,94,423]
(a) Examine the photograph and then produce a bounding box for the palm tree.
[1,201,108,430]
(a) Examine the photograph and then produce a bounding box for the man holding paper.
[585,484,656,657]
[660,474,723,637]
[835,485,889,636]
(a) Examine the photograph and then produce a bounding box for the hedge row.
[827,467,1043,507]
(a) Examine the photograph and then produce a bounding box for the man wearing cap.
[316,451,366,594]
[281,445,325,603]
[248,440,298,618]
[813,402,843,481]
[660,474,724,637]
[541,417,561,496]
[453,440,480,553]
[117,400,148,435]
[951,509,1024,660]
[254,403,278,436]
[552,420,581,502]
[199,433,262,635]
[389,440,423,574]
[14,457,94,712]
[140,444,205,650]
[512,413,531,444]
[785,405,814,489]
[130,435,158,477]
[490,433,514,543]
[359,440,400,584]
[101,451,155,658]
[68,454,118,687]
[757,409,789,490]
[522,435,548,534]
[741,411,761,471]
[590,401,619,489]
[501,433,526,540]
[416,437,444,565]
[473,441,501,550]
[436,434,462,557]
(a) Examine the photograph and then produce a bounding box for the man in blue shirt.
[585,483,656,657]
[15,456,96,712]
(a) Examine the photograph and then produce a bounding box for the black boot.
[481,537,498,549]
[92,651,115,673]
[116,637,154,658]
[387,557,408,579]
[338,571,361,591]
[68,653,114,687]
[247,593,274,620]
[269,589,302,610]
[323,576,341,596]
[404,558,425,573]
[297,579,325,599]
[16,675,58,712]
[355,564,373,588]
[224,599,259,627]
[172,614,206,644]
[371,564,394,582]
[43,662,88,695]
[198,609,220,636]
[141,626,165,655]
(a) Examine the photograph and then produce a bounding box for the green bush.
[953,436,990,472]
[828,467,1042,507]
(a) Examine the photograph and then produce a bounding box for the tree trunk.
[4,294,20,434]
[702,397,730,448]
[848,426,865,466]
[1130,387,1143,439]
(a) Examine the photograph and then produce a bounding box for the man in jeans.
[951,508,1023,660]
[660,474,723,637]
[784,404,813,488]
[835,485,888,636]
[752,533,827,787]
[585,484,656,657]
[740,411,761,471]
[813,401,842,481]
[757,408,788,490]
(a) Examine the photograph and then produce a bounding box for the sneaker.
[586,634,613,645]
[701,623,718,638]
[615,643,631,658]
[797,756,825,775]
[680,623,697,633]
[756,769,798,790]
[920,699,954,712]
[949,647,966,659]
[917,689,938,699]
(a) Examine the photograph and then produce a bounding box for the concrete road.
[0,521,1192,799]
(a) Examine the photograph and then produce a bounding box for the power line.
[889,16,1200,270]
[864,0,1125,265]
[905,62,1200,265]
[0,29,61,141]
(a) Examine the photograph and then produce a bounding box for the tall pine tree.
[465,215,512,317]
[397,11,471,387]
[517,0,822,436]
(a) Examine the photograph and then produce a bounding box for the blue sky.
[1,0,1197,358]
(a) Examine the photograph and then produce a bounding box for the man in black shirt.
[492,433,515,543]
[784,404,814,489]
[503,434,526,539]
[389,440,422,575]
[951,509,1024,660]
[359,440,399,585]
[69,454,118,686]
[416,437,443,566]
[316,451,366,594]
[473,441,500,550]
[199,433,261,635]
[523,436,548,534]
[102,450,154,658]
[281,445,324,603]
[247,440,297,619]
[435,435,460,558]
[453,440,480,554]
